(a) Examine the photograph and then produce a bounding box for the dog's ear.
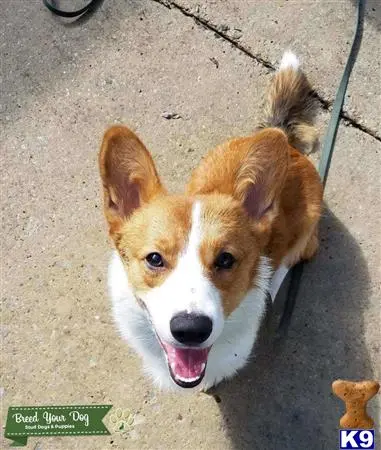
[187,128,289,222]
[233,129,289,221]
[99,126,165,237]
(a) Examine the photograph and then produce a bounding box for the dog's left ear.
[99,126,165,237]
[187,128,289,222]
[233,129,289,220]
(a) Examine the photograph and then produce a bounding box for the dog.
[98,52,323,391]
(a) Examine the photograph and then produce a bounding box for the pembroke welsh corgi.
[99,52,323,391]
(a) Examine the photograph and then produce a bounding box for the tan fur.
[117,192,264,316]
[197,195,262,316]
[258,67,318,153]
[99,126,165,240]
[268,147,322,266]
[116,195,192,292]
[99,101,322,316]
[186,129,322,269]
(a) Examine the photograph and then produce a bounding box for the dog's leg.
[300,226,319,261]
[283,223,319,267]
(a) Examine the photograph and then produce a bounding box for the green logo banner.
[4,405,112,446]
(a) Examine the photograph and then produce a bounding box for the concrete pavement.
[1,1,380,449]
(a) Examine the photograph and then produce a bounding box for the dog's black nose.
[170,312,212,345]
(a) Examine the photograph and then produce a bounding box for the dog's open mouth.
[160,341,211,388]
[137,298,211,388]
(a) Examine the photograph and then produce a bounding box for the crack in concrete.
[152,0,381,143]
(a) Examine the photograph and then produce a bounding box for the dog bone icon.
[332,379,380,429]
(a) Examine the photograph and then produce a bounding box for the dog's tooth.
[171,363,176,371]
[201,363,206,371]
[176,375,200,383]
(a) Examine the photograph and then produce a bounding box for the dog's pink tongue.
[163,344,210,379]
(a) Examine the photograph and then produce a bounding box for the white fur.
[279,51,300,71]
[269,264,290,302]
[108,201,272,391]
[141,202,224,350]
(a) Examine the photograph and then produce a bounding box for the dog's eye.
[145,252,164,268]
[214,252,236,270]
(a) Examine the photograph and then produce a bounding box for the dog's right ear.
[99,126,165,238]
[186,128,289,225]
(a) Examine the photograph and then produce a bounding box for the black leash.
[43,0,101,18]
[275,0,365,337]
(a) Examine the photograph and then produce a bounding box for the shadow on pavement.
[213,209,377,449]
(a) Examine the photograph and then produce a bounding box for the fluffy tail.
[258,51,318,152]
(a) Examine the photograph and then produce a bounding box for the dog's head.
[99,126,288,388]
